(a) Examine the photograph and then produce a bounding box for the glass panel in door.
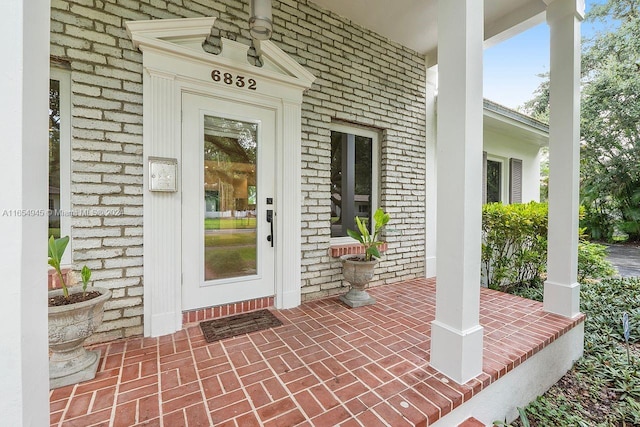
[203,116,258,281]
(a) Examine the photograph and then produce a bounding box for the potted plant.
[48,235,111,389]
[340,208,390,307]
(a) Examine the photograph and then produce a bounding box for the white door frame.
[127,17,315,337]
[181,93,276,311]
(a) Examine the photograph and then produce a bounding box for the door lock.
[266,209,274,247]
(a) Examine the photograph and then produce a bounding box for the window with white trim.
[330,124,379,241]
[49,68,72,263]
[482,152,523,204]
[486,158,503,203]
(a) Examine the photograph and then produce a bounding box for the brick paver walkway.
[50,278,584,426]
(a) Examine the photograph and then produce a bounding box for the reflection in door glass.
[203,116,258,281]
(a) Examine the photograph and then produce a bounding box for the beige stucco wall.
[484,128,543,203]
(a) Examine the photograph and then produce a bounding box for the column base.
[430,320,483,384]
[543,280,581,318]
[277,289,301,310]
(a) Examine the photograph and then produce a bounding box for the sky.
[483,0,609,109]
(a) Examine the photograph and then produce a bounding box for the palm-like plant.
[48,235,92,299]
[347,208,390,261]
[48,235,71,298]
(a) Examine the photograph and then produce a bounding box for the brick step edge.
[459,417,486,427]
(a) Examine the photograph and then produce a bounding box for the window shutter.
[482,151,487,204]
[509,158,522,204]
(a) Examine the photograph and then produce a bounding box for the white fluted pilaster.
[278,101,303,309]
[143,70,182,337]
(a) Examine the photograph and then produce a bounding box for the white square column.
[543,0,584,318]
[430,0,484,384]
[0,0,51,425]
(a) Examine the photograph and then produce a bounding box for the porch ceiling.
[309,0,547,58]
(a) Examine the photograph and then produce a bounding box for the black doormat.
[200,309,283,343]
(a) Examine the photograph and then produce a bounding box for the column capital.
[545,0,585,22]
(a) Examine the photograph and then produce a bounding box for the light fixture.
[249,0,272,40]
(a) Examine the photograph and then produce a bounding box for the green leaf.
[48,235,70,298]
[373,208,390,230]
[368,246,381,259]
[81,265,92,290]
[355,216,370,240]
[346,209,390,261]
[48,235,68,268]
[347,229,364,243]
[518,407,531,427]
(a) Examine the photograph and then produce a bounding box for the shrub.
[482,202,548,290]
[482,202,616,290]
[577,240,617,283]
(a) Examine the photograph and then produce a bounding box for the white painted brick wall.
[51,0,426,340]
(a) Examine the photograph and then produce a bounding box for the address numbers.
[211,69,257,90]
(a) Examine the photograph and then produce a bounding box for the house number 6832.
[211,69,257,90]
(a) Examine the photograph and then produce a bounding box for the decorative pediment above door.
[126,16,315,99]
[126,16,314,337]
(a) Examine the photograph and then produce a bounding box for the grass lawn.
[204,218,256,230]
[498,277,640,426]
[204,232,255,247]
[204,244,257,280]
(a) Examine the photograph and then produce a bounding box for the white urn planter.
[48,286,111,389]
[340,254,378,307]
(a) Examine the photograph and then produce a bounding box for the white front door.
[182,92,276,311]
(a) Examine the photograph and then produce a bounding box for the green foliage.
[48,235,70,298]
[577,241,617,283]
[522,0,640,242]
[510,278,640,425]
[204,246,257,279]
[492,407,531,427]
[579,202,618,242]
[582,278,640,345]
[524,395,593,427]
[347,208,390,261]
[483,203,616,290]
[81,265,91,296]
[47,235,92,300]
[616,396,640,425]
[538,147,549,203]
[481,202,548,290]
[521,72,550,124]
[587,0,639,26]
[204,218,256,230]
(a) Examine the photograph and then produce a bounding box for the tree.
[581,0,640,241]
[522,72,550,123]
[523,0,640,241]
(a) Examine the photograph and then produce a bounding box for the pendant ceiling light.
[249,0,273,40]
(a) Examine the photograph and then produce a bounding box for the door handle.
[266,209,274,247]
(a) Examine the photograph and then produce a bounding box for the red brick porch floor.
[50,278,584,427]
